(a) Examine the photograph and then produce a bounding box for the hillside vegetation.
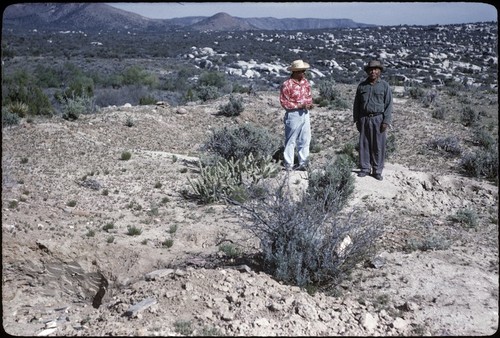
[1,20,498,336]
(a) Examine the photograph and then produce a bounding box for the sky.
[107,2,497,26]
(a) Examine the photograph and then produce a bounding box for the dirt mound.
[2,89,498,336]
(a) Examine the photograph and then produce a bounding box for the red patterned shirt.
[280,77,313,110]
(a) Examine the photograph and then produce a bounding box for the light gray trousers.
[283,109,310,167]
[358,114,386,175]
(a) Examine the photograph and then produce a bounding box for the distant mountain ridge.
[2,3,375,32]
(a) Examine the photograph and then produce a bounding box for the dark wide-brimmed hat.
[288,59,310,72]
[364,60,384,72]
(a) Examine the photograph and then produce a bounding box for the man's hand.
[380,123,388,133]
[304,103,314,110]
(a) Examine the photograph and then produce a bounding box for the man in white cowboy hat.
[279,59,314,171]
[353,59,393,181]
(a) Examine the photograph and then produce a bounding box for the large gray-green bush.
[234,156,380,291]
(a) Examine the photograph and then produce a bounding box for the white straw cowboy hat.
[288,59,310,72]
[364,60,384,72]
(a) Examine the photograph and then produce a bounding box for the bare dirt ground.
[2,85,498,336]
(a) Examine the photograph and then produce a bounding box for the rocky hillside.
[1,84,498,336]
[2,3,374,32]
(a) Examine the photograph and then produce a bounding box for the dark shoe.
[357,171,368,177]
[295,164,308,171]
[373,173,383,181]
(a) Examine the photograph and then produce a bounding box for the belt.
[365,113,382,117]
[286,108,307,113]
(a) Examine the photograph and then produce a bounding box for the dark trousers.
[358,114,386,175]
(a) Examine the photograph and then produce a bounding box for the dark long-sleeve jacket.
[353,78,393,125]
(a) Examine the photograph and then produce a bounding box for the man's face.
[367,67,381,82]
[292,70,306,80]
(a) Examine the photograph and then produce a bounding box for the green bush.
[2,109,20,127]
[5,102,29,118]
[196,85,220,102]
[201,123,281,161]
[236,174,381,291]
[122,66,159,87]
[459,148,498,180]
[218,95,244,117]
[460,106,480,127]
[61,94,97,120]
[408,87,425,99]
[3,70,54,116]
[65,75,95,99]
[315,79,349,109]
[307,154,356,214]
[120,151,132,160]
[472,127,496,149]
[432,106,446,120]
[127,225,143,236]
[198,71,226,88]
[426,136,462,156]
[218,243,242,258]
[139,95,157,105]
[448,209,479,228]
[162,239,174,248]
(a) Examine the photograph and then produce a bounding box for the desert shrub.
[120,151,132,160]
[173,320,194,335]
[426,136,462,156]
[307,154,356,213]
[317,79,338,102]
[198,71,227,88]
[309,137,321,154]
[125,116,134,127]
[64,75,95,99]
[235,176,382,290]
[162,239,174,248]
[338,139,359,163]
[167,224,178,234]
[218,95,244,117]
[471,126,496,149]
[33,64,62,88]
[421,89,439,107]
[61,94,97,120]
[403,235,451,252]
[5,101,29,118]
[460,106,480,127]
[102,223,115,232]
[448,209,479,228]
[196,85,220,102]
[3,72,54,116]
[408,87,425,99]
[459,148,498,181]
[119,65,159,88]
[315,79,350,109]
[432,106,446,120]
[232,83,251,94]
[127,225,143,236]
[94,85,152,106]
[386,133,396,158]
[218,243,242,258]
[2,110,20,127]
[201,123,281,161]
[138,94,157,105]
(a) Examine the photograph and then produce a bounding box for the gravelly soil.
[2,85,498,336]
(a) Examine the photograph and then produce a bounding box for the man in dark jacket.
[353,60,393,181]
